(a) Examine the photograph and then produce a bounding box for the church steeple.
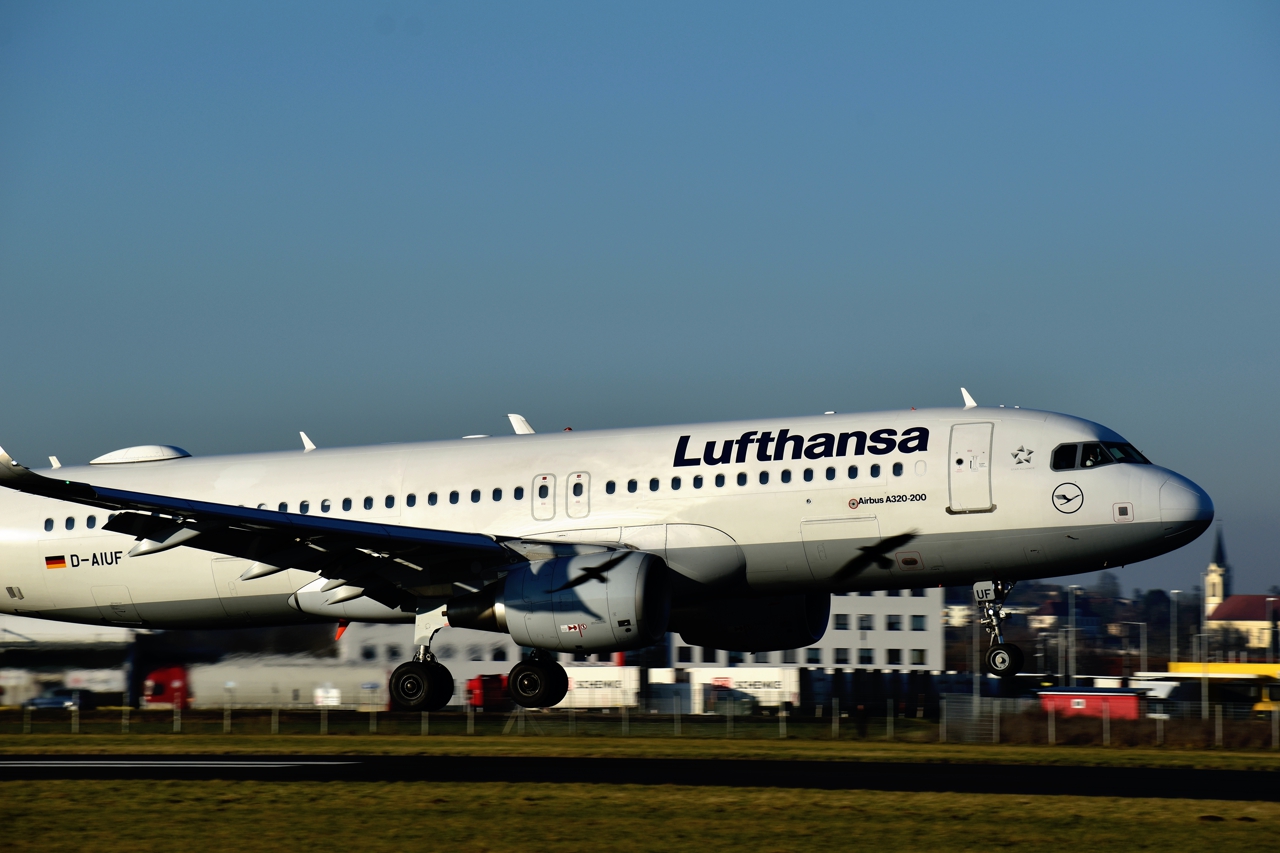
[1205,527,1231,620]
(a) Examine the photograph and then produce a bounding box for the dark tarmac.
[1,755,1276,800]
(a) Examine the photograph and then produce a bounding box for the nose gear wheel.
[975,580,1023,679]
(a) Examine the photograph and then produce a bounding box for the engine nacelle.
[670,593,830,652]
[447,551,670,652]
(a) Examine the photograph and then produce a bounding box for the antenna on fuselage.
[300,432,316,452]
[961,388,978,410]
[48,456,61,469]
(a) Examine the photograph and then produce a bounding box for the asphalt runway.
[1,755,1276,800]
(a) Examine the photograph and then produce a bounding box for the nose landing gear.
[509,651,569,708]
[975,580,1023,678]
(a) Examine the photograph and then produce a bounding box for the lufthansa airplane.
[0,390,1212,710]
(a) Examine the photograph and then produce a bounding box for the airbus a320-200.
[0,390,1212,709]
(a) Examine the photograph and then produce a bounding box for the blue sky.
[1,2,1277,594]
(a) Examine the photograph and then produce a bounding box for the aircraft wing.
[0,445,511,611]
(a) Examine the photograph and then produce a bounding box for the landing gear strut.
[974,580,1023,678]
[509,651,569,709]
[389,604,454,711]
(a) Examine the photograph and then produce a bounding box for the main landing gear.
[974,580,1024,679]
[508,651,569,709]
[390,649,455,712]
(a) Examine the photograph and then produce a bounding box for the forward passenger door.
[948,422,994,512]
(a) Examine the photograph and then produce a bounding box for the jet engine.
[669,593,830,652]
[446,551,670,652]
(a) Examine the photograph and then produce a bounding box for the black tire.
[509,661,554,708]
[546,662,569,707]
[424,662,454,711]
[985,643,1023,678]
[390,661,432,710]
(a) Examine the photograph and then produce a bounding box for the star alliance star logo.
[1011,446,1034,465]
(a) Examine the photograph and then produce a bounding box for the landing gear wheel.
[546,662,569,707]
[510,660,556,708]
[985,643,1024,678]
[390,661,454,711]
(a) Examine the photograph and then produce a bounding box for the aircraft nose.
[1159,472,1214,539]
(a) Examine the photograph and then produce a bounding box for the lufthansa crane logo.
[1052,483,1083,513]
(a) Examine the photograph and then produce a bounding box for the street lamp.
[1122,621,1148,676]
[1171,590,1181,664]
[1267,597,1277,665]
[1068,585,1082,686]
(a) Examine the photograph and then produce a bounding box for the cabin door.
[948,422,994,512]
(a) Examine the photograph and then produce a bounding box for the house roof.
[1209,595,1279,622]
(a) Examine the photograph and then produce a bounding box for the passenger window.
[737,472,747,486]
[1051,444,1078,470]
[538,484,549,499]
[628,479,638,493]
[321,499,332,513]
[848,465,858,479]
[759,471,769,485]
[492,488,502,501]
[428,492,438,506]
[44,518,53,532]
[86,515,96,529]
[277,503,288,513]
[65,517,75,530]
[693,475,703,489]
[300,501,310,514]
[671,477,681,491]
[803,468,813,482]
[1079,443,1113,468]
[715,474,725,487]
[257,503,267,510]
[781,469,791,483]
[363,496,373,510]
[385,495,395,509]
[606,480,616,495]
[825,466,835,481]
[450,491,460,504]
[892,462,903,477]
[649,478,659,492]
[342,498,352,511]
[870,464,881,478]
[573,482,584,497]
[471,489,481,503]
[406,494,416,508]
[514,486,524,500]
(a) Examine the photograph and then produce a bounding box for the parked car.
[24,688,96,710]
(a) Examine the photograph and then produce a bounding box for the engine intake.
[447,551,670,652]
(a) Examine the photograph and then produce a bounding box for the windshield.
[1052,441,1152,470]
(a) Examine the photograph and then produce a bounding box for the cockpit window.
[1079,443,1113,468]
[1053,441,1151,471]
[1051,444,1078,470]
[1103,442,1150,464]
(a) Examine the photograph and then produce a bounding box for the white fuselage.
[0,406,1213,630]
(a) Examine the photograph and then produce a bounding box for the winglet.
[300,432,316,452]
[961,388,978,410]
[507,414,535,435]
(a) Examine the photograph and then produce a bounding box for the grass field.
[3,779,1275,852]
[2,732,1280,771]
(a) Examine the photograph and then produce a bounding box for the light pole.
[1122,622,1148,676]
[1171,590,1181,664]
[1068,585,1082,686]
[1267,598,1277,665]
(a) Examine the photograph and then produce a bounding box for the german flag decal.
[44,555,66,570]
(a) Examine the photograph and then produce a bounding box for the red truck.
[466,674,511,711]
[141,666,192,710]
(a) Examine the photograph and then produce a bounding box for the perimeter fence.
[2,700,1278,749]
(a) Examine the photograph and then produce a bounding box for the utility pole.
[1171,590,1181,664]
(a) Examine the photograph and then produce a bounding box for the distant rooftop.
[1208,595,1279,622]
